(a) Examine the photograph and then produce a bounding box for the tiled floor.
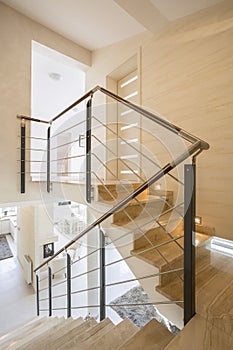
[0,234,35,335]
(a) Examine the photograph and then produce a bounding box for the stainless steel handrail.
[17,85,209,150]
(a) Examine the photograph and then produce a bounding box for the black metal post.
[99,228,106,321]
[20,119,26,193]
[36,274,40,316]
[86,98,92,203]
[67,253,71,318]
[48,266,52,317]
[47,126,51,193]
[184,162,196,325]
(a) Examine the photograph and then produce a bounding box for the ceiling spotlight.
[48,72,62,81]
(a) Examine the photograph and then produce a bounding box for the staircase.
[18,85,233,349]
[0,316,174,350]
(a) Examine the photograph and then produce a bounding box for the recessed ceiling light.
[48,72,62,81]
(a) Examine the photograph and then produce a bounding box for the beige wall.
[0,2,91,206]
[86,0,233,239]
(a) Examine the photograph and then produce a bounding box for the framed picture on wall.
[43,242,54,259]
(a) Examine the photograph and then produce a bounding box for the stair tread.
[131,232,210,269]
[53,317,97,350]
[58,318,114,350]
[86,318,138,350]
[0,317,46,346]
[117,318,174,350]
[1,317,63,350]
[131,238,184,268]
[20,317,83,350]
[157,246,233,325]
[165,314,233,350]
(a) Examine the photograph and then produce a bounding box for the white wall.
[0,2,91,206]
[17,206,35,275]
[30,41,86,181]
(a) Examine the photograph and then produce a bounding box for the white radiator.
[23,255,32,284]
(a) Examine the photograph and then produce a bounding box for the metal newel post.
[21,118,26,193]
[36,274,40,316]
[48,266,52,317]
[47,126,51,193]
[184,162,196,325]
[86,97,92,203]
[99,227,106,321]
[67,253,72,318]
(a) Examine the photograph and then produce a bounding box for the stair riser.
[160,254,184,286]
[113,201,169,225]
[134,220,183,251]
[97,183,148,203]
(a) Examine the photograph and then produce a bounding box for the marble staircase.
[131,220,211,297]
[131,228,233,348]
[0,316,174,350]
[97,181,233,347]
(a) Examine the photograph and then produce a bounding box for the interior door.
[117,70,141,181]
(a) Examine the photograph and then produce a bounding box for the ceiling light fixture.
[48,72,63,81]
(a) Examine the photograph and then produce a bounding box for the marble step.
[2,317,63,350]
[196,252,233,338]
[117,318,174,350]
[157,245,233,323]
[132,227,210,287]
[19,317,83,350]
[133,220,184,251]
[53,317,97,350]
[58,318,114,350]
[86,318,138,350]
[158,231,215,287]
[0,317,46,347]
[96,183,149,203]
[165,314,233,350]
[156,246,219,303]
[97,183,173,204]
[113,195,169,226]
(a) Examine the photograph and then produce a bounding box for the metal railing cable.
[91,133,184,221]
[91,149,184,252]
[34,140,201,272]
[92,171,184,273]
[17,85,209,325]
[92,116,184,186]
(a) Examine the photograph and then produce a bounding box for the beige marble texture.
[165,314,233,350]
[117,318,174,350]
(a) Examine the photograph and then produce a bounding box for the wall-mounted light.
[211,237,233,257]
[195,216,202,225]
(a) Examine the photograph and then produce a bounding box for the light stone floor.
[0,235,35,335]
[0,234,139,335]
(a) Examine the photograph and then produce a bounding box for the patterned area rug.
[110,286,180,335]
[0,234,13,260]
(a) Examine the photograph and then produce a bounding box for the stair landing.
[165,314,233,349]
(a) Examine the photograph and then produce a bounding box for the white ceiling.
[1,0,224,51]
